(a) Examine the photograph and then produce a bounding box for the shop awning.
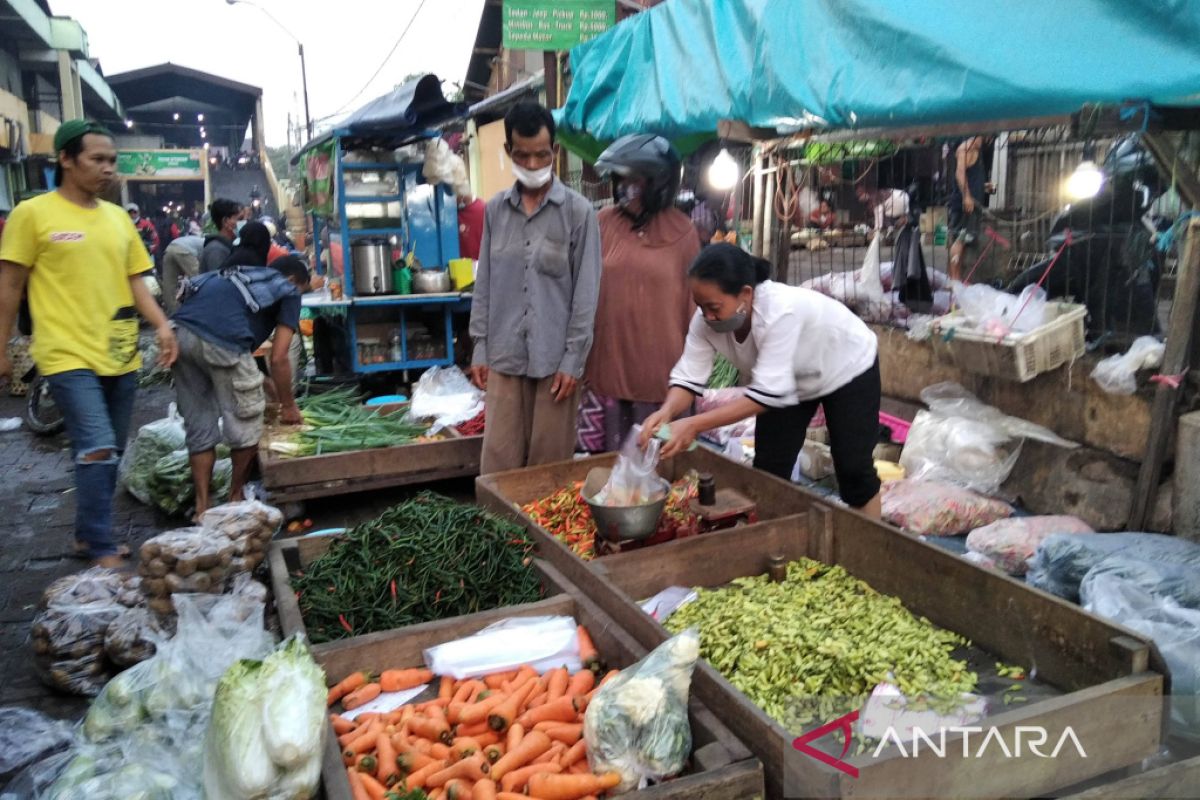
[292,74,468,163]
[556,0,1200,150]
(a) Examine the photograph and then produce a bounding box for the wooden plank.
[314,574,764,800]
[264,463,481,504]
[260,434,481,490]
[1059,754,1200,800]
[1130,220,1200,529]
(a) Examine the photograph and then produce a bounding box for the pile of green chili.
[293,493,544,643]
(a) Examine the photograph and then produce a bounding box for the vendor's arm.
[270,324,302,424]
[659,395,765,457]
[130,274,178,367]
[0,262,28,380]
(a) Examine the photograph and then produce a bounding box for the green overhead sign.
[502,0,615,50]
[117,150,205,180]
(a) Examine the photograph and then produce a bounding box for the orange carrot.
[483,743,505,764]
[380,668,434,693]
[564,670,594,699]
[484,670,518,689]
[527,771,621,800]
[329,671,371,707]
[546,667,569,702]
[474,778,499,800]
[569,761,589,775]
[375,732,399,786]
[504,665,538,692]
[533,743,566,765]
[405,758,448,790]
[453,679,485,704]
[456,720,492,738]
[518,696,579,728]
[426,753,490,787]
[359,772,389,800]
[474,730,502,747]
[458,691,508,725]
[347,767,371,800]
[559,739,587,768]
[409,715,454,745]
[397,749,437,774]
[505,723,525,753]
[343,720,384,759]
[354,754,378,773]
[444,777,474,800]
[429,742,452,761]
[429,789,446,800]
[543,724,583,746]
[527,693,549,709]
[575,626,600,671]
[501,762,562,793]
[331,714,357,735]
[439,675,455,700]
[497,793,530,800]
[489,679,538,732]
[450,736,482,761]
[342,683,383,711]
[490,730,552,781]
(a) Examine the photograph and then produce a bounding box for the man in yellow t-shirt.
[0,119,178,568]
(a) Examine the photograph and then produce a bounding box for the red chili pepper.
[338,614,353,633]
[435,589,442,603]
[390,579,397,602]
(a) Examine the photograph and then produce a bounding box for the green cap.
[53,119,113,153]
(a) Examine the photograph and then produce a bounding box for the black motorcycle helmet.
[594,134,682,227]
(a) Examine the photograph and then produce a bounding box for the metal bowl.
[582,467,669,542]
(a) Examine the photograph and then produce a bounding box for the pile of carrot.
[328,627,621,800]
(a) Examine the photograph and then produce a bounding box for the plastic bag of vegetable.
[0,707,75,779]
[202,634,327,799]
[32,569,128,695]
[584,629,699,792]
[138,528,236,618]
[200,500,283,576]
[1026,532,1200,602]
[881,479,1013,536]
[965,515,1094,575]
[39,567,125,609]
[146,448,232,517]
[104,606,162,667]
[119,406,186,505]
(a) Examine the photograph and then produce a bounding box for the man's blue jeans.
[45,370,138,558]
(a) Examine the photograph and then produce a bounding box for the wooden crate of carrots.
[313,578,763,800]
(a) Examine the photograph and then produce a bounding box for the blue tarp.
[557,0,1200,145]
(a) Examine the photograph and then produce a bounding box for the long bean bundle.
[293,493,543,643]
[270,388,430,457]
[707,354,740,389]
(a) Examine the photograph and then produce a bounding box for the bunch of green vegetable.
[145,447,231,516]
[706,354,740,389]
[664,559,977,737]
[269,387,430,457]
[120,413,186,505]
[294,493,543,643]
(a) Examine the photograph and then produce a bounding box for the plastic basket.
[930,302,1087,382]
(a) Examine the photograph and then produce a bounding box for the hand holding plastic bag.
[584,629,699,792]
[408,366,485,433]
[597,426,665,506]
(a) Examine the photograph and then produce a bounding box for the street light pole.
[226,0,313,140]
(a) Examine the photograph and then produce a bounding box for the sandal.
[71,541,132,560]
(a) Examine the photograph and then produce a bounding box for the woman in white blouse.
[639,244,883,517]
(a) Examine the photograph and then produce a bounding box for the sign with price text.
[502,0,615,50]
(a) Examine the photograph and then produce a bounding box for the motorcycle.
[23,366,64,436]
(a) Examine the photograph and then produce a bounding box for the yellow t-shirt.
[0,192,151,376]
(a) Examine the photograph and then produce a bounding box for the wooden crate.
[930,302,1088,382]
[558,510,1166,799]
[258,426,482,504]
[475,449,814,574]
[312,561,764,800]
[268,535,574,645]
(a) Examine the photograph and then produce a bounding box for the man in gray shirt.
[201,198,243,273]
[469,102,601,474]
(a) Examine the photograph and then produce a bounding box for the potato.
[196,552,218,570]
[164,573,185,594]
[146,559,169,579]
[174,558,197,577]
[140,541,160,560]
[148,597,174,617]
[190,572,212,592]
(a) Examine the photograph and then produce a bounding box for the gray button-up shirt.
[469,178,601,379]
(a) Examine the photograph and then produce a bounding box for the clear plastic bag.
[1091,336,1165,395]
[965,516,1094,575]
[1026,532,1200,602]
[881,479,1013,536]
[953,283,1047,336]
[598,427,666,506]
[40,567,126,609]
[138,528,236,618]
[119,406,186,505]
[32,569,128,695]
[104,607,162,667]
[200,500,283,576]
[408,365,485,433]
[584,629,699,792]
[1082,561,1200,740]
[0,708,75,777]
[801,236,893,319]
[423,616,581,679]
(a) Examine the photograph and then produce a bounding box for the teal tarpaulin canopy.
[556,0,1200,152]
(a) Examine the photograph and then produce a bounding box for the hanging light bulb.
[707,147,739,191]
[173,112,180,121]
[1066,159,1103,200]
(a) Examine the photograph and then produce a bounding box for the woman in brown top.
[578,134,701,453]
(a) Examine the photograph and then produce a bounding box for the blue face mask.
[235,219,247,234]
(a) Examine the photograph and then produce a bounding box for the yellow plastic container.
[875,460,906,482]
[449,258,475,290]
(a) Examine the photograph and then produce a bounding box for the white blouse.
[669,281,878,407]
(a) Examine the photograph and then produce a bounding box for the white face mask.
[512,162,553,189]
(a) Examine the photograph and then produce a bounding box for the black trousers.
[753,359,882,508]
